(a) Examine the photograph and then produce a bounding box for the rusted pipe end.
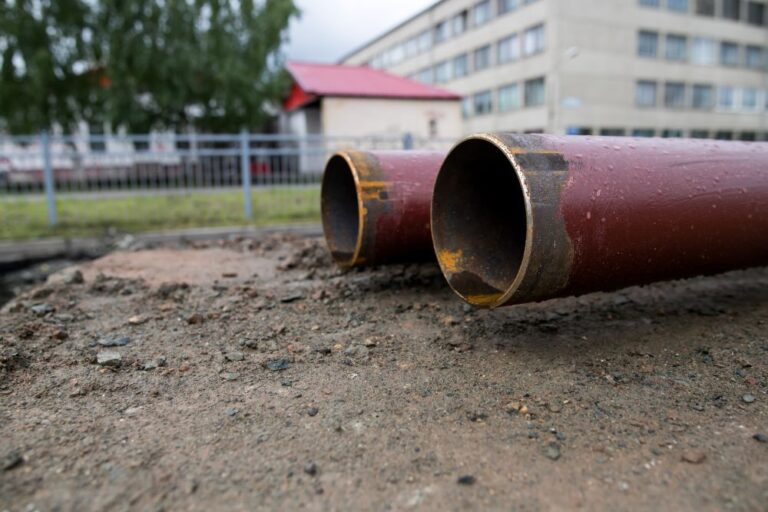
[321,152,365,267]
[431,135,533,308]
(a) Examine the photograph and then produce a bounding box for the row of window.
[568,126,767,141]
[462,77,546,118]
[636,80,768,111]
[367,0,540,69]
[410,24,545,85]
[637,30,767,70]
[639,0,768,26]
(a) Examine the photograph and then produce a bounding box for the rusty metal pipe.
[322,150,445,267]
[431,134,768,308]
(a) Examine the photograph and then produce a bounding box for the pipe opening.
[432,138,529,307]
[321,154,361,266]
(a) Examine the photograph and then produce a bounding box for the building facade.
[341,0,768,139]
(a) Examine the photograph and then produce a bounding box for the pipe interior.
[321,155,360,264]
[432,138,528,305]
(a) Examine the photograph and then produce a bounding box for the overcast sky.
[285,0,435,63]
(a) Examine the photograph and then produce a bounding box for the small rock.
[466,411,487,422]
[307,407,319,417]
[141,357,167,371]
[97,335,130,347]
[124,406,142,416]
[222,372,239,381]
[264,358,291,371]
[441,315,459,327]
[30,303,54,316]
[225,351,245,362]
[97,351,122,367]
[187,313,205,325]
[225,408,239,417]
[62,269,84,285]
[456,475,476,486]
[753,433,768,443]
[547,402,562,413]
[543,442,561,461]
[280,292,304,303]
[51,329,69,341]
[742,394,756,404]
[681,450,706,464]
[128,315,147,325]
[363,338,377,347]
[304,462,318,476]
[1,451,23,471]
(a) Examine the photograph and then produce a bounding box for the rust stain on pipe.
[431,134,768,308]
[322,150,445,267]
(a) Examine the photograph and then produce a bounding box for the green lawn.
[0,187,320,240]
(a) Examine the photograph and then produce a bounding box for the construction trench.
[1,134,767,510]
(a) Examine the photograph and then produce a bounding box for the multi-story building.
[340,0,768,139]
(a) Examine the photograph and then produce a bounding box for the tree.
[0,0,299,134]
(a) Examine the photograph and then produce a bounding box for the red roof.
[284,61,459,111]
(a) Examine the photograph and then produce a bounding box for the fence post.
[240,129,253,219]
[41,130,57,227]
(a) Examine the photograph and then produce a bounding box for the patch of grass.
[0,187,320,240]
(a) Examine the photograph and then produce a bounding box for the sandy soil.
[1,233,766,511]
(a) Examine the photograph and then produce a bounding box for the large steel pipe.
[431,134,768,308]
[322,150,445,267]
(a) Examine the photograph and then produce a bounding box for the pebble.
[187,313,205,325]
[304,462,318,476]
[226,408,239,417]
[307,407,319,417]
[1,451,23,471]
[62,269,85,285]
[547,402,562,413]
[30,303,55,316]
[456,475,476,486]
[128,315,147,325]
[225,351,245,362]
[96,351,122,367]
[280,292,304,303]
[124,406,142,416]
[222,372,239,381]
[742,394,756,404]
[141,357,167,371]
[681,450,706,464]
[97,335,130,347]
[753,433,768,443]
[264,358,291,371]
[543,442,561,461]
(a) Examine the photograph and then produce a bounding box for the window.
[666,34,687,61]
[636,80,658,106]
[474,45,492,71]
[434,60,451,83]
[600,128,626,136]
[566,127,593,135]
[668,0,688,12]
[451,11,468,36]
[743,87,758,109]
[434,21,449,44]
[718,86,735,108]
[740,131,757,141]
[416,67,433,84]
[747,1,766,24]
[691,37,717,65]
[664,82,686,107]
[404,37,419,58]
[690,130,710,138]
[638,30,659,57]
[662,129,684,138]
[523,24,546,56]
[473,90,493,115]
[89,124,106,152]
[632,129,655,137]
[417,30,432,52]
[453,54,469,78]
[498,0,518,14]
[429,119,438,137]
[498,83,521,111]
[715,130,734,140]
[696,0,715,15]
[473,0,492,26]
[639,0,660,6]
[692,84,715,108]
[723,0,741,20]
[498,34,520,64]
[746,45,765,69]
[721,42,740,66]
[524,77,546,107]
[462,97,473,118]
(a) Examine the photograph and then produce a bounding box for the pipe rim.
[431,133,534,308]
[321,152,366,268]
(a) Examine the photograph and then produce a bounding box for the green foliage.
[0,0,299,133]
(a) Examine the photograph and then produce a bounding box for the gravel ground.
[1,233,766,511]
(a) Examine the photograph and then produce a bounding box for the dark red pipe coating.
[322,150,445,267]
[431,133,768,308]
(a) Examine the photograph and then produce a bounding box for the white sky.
[285,0,436,63]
